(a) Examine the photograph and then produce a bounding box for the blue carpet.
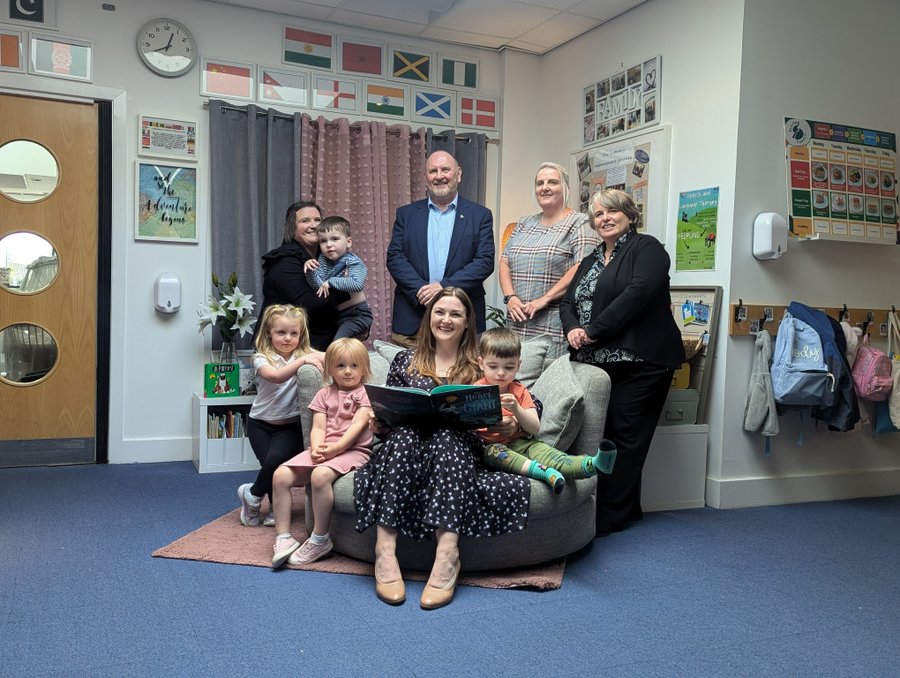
[1,462,898,677]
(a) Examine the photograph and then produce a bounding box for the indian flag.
[283,27,332,70]
[366,84,404,117]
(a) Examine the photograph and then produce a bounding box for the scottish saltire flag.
[366,83,405,117]
[392,49,430,82]
[441,57,476,88]
[259,68,307,107]
[414,91,452,121]
[460,96,497,129]
[341,40,382,76]
[283,27,332,70]
[314,76,357,111]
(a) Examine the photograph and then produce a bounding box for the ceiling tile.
[418,26,507,50]
[568,0,646,22]
[328,9,428,37]
[432,0,557,39]
[330,0,435,24]
[503,38,551,53]
[517,11,600,50]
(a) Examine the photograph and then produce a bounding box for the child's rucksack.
[851,334,893,401]
[771,310,834,407]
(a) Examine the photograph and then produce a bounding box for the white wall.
[720,0,900,507]
[0,0,499,464]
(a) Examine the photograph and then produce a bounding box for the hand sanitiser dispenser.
[154,273,181,313]
[752,212,788,260]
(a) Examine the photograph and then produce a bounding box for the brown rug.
[153,494,565,590]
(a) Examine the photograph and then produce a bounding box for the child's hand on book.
[499,393,519,412]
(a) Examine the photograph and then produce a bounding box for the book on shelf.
[364,383,501,429]
[206,409,248,439]
[204,363,240,398]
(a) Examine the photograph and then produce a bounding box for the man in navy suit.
[387,151,494,344]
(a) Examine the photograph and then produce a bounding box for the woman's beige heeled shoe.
[374,556,406,605]
[420,559,459,610]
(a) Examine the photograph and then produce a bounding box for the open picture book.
[364,383,502,429]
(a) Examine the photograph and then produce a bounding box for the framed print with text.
[139,115,197,161]
[135,161,197,243]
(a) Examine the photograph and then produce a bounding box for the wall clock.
[137,18,197,77]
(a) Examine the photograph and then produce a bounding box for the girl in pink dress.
[270,338,373,568]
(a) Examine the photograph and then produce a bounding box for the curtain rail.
[203,101,499,144]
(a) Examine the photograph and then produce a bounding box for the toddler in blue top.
[304,215,373,340]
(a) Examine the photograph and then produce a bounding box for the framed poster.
[0,28,25,73]
[283,25,333,71]
[200,57,254,101]
[28,33,91,81]
[389,44,432,84]
[675,187,719,271]
[585,55,660,146]
[338,36,384,77]
[571,124,672,242]
[1,0,57,30]
[138,115,197,161]
[135,161,197,243]
[258,65,308,108]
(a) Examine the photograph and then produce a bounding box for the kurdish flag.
[441,57,476,88]
[284,27,332,70]
[366,83,405,117]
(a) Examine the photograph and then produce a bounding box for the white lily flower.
[223,287,255,316]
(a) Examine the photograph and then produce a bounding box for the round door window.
[0,139,60,203]
[0,231,58,294]
[0,322,59,385]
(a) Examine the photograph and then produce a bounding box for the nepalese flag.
[204,61,252,98]
[441,57,476,88]
[283,27,332,70]
[315,77,357,111]
[366,84,405,117]
[261,70,307,106]
[414,91,452,121]
[341,41,382,76]
[392,50,430,82]
[0,33,20,69]
[33,40,89,78]
[460,96,497,129]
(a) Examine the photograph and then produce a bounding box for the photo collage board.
[583,55,660,147]
[784,117,897,244]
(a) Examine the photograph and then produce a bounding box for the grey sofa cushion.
[516,334,552,388]
[532,355,585,451]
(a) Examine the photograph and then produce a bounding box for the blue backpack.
[771,310,835,407]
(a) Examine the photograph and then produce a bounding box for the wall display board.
[571,125,671,242]
[784,117,897,244]
[583,55,660,147]
[135,162,197,243]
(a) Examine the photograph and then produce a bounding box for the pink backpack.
[851,334,893,401]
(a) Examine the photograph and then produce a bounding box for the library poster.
[784,117,897,243]
[675,187,719,271]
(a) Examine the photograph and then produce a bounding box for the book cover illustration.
[365,383,501,429]
[204,363,240,398]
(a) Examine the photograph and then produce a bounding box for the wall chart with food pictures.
[583,55,660,147]
[571,124,671,243]
[784,117,897,244]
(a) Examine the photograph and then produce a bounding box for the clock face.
[137,18,196,77]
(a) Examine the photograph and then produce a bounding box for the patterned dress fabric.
[502,210,597,357]
[354,349,530,540]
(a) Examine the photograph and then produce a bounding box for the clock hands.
[154,33,174,53]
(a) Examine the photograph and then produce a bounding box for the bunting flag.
[32,38,89,78]
[441,57,477,88]
[366,83,405,117]
[283,27,332,70]
[392,49,430,82]
[314,77,358,111]
[341,40,382,76]
[459,96,497,129]
[259,68,307,107]
[0,32,21,70]
[202,60,253,98]
[413,90,452,122]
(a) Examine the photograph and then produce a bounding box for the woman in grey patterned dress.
[499,162,598,358]
[354,288,529,609]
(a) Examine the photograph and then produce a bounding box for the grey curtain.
[425,129,488,204]
[208,100,302,350]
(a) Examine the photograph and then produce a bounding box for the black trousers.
[334,301,374,341]
[594,361,674,534]
[247,417,303,501]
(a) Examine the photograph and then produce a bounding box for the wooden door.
[0,94,98,465]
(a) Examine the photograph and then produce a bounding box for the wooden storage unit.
[192,393,258,473]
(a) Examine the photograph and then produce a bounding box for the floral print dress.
[353,350,530,540]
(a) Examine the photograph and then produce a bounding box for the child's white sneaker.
[272,536,301,569]
[237,483,261,527]
[288,537,334,565]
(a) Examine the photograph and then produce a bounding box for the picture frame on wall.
[389,44,433,85]
[138,114,197,161]
[28,33,91,81]
[257,65,308,108]
[1,0,58,30]
[410,87,454,125]
[311,74,360,113]
[283,25,333,72]
[457,93,498,131]
[135,161,198,244]
[200,57,254,101]
[338,36,385,77]
[0,29,25,73]
[363,79,408,119]
[438,52,478,91]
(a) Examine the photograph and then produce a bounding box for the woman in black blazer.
[560,189,684,536]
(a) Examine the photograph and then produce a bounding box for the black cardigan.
[559,232,685,369]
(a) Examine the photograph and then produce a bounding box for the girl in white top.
[237,305,324,527]
[271,338,373,568]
